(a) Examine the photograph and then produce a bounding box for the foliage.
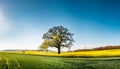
[93,45,120,50]
[41,26,74,54]
[40,40,51,51]
[73,45,120,52]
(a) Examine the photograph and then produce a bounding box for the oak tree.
[40,26,74,54]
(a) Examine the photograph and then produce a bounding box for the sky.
[0,0,120,51]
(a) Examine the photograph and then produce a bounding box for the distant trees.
[40,26,74,54]
[93,46,120,50]
[72,45,120,52]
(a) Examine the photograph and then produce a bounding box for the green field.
[0,53,120,69]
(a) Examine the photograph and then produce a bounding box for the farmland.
[16,49,120,57]
[1,49,120,69]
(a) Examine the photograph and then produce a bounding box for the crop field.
[15,49,120,57]
[0,50,120,69]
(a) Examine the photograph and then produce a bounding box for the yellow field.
[16,49,120,57]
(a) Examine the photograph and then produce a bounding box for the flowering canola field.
[17,49,120,57]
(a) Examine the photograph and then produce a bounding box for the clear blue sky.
[0,0,120,50]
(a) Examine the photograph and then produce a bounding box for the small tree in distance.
[39,40,50,51]
[40,26,74,54]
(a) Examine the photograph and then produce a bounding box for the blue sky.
[0,0,120,50]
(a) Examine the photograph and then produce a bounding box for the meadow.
[0,52,120,69]
[0,49,120,69]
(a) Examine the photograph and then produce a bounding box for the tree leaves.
[40,26,74,53]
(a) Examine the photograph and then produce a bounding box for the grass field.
[0,52,120,69]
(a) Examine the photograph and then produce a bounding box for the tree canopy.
[40,26,74,54]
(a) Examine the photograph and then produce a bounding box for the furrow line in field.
[13,58,22,69]
[1,55,9,69]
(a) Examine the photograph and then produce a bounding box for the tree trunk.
[58,46,61,54]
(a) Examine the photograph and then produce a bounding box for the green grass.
[0,53,120,69]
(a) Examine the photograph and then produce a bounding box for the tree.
[39,40,50,51]
[40,26,74,54]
